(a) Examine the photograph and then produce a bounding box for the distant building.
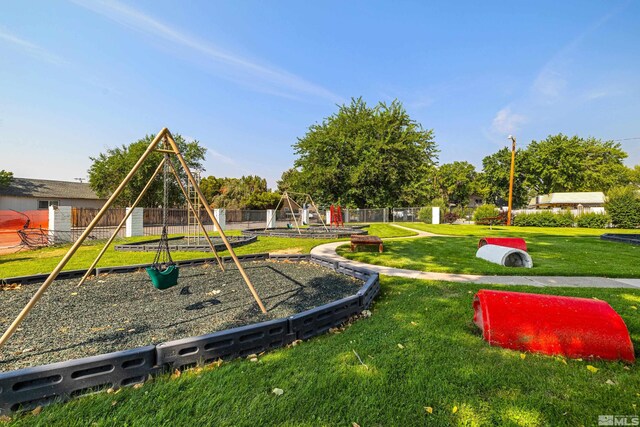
[528,192,605,210]
[468,194,484,208]
[0,178,106,211]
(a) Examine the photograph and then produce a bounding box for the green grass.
[7,277,640,426]
[362,223,417,238]
[0,224,409,278]
[398,223,639,237]
[339,234,640,277]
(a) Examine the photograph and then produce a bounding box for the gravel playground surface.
[0,260,362,372]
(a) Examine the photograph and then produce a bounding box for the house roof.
[0,178,105,200]
[528,191,605,207]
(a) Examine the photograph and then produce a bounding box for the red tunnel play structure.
[478,237,527,252]
[473,290,635,362]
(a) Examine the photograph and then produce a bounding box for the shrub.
[513,210,575,227]
[417,207,432,223]
[473,204,499,223]
[443,212,459,224]
[418,198,448,223]
[576,212,611,229]
[605,186,640,229]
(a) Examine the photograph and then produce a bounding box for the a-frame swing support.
[0,128,266,350]
[266,191,328,233]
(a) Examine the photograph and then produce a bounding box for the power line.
[613,137,640,142]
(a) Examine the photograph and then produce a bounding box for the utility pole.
[507,135,516,226]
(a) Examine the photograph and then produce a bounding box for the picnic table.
[350,235,383,253]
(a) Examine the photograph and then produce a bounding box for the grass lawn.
[398,223,639,237]
[339,224,640,278]
[6,277,640,426]
[0,224,409,278]
[362,223,417,238]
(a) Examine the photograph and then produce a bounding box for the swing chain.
[153,151,174,269]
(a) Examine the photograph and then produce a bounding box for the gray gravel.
[0,260,361,372]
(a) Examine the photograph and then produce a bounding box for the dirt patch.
[269,248,305,255]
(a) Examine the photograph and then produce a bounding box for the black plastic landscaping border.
[601,233,640,245]
[0,254,380,415]
[242,227,368,239]
[113,235,257,252]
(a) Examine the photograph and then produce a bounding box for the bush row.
[512,211,612,228]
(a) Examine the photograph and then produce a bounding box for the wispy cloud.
[70,0,342,103]
[532,68,566,103]
[0,27,66,66]
[491,107,526,134]
[207,148,237,166]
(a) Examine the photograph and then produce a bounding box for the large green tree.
[88,133,206,207]
[480,134,630,208]
[203,175,280,209]
[480,147,530,208]
[629,165,640,186]
[436,161,477,207]
[0,170,13,188]
[525,134,628,194]
[276,168,304,194]
[292,98,438,207]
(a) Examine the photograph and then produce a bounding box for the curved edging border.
[113,235,257,252]
[601,233,640,245]
[242,227,367,239]
[0,254,380,415]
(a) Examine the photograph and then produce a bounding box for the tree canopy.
[524,134,628,194]
[479,147,530,208]
[291,98,438,207]
[88,133,206,207]
[436,161,478,207]
[201,175,280,209]
[480,134,632,208]
[0,170,13,188]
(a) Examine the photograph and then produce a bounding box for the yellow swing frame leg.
[0,128,266,351]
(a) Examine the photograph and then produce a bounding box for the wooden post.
[507,136,516,226]
[164,132,267,314]
[77,158,166,287]
[285,192,302,235]
[0,129,169,349]
[306,193,328,232]
[167,159,225,271]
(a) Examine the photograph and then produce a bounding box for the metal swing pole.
[77,158,167,287]
[164,132,267,314]
[0,129,169,349]
[167,159,225,271]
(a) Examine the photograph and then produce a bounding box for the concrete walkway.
[310,224,640,289]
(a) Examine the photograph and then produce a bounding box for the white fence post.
[213,208,226,231]
[48,205,72,244]
[125,207,144,237]
[266,209,276,229]
[432,206,440,224]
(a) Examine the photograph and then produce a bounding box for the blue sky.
[1,0,639,188]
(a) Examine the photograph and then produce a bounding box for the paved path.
[310,224,640,289]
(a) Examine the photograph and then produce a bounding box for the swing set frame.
[266,191,328,235]
[0,128,267,351]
